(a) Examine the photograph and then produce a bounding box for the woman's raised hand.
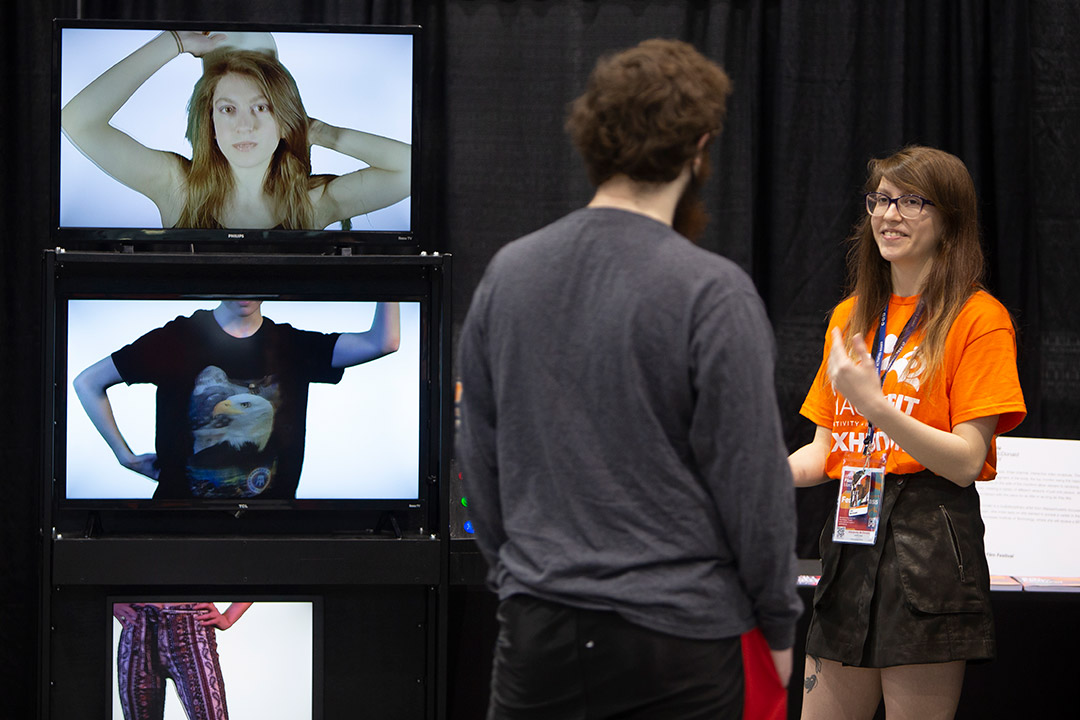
[174,30,229,58]
[827,328,886,420]
[306,118,330,148]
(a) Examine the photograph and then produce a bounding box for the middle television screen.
[66,299,421,501]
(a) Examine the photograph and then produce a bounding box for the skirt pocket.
[892,490,988,614]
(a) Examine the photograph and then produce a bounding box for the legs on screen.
[117,605,230,720]
[117,611,167,720]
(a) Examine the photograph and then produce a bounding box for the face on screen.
[211,74,283,170]
[217,299,264,318]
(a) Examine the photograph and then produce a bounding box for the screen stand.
[82,511,101,539]
[374,511,404,539]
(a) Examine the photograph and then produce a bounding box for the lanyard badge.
[833,464,885,544]
[833,300,924,546]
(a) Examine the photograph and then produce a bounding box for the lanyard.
[863,300,925,457]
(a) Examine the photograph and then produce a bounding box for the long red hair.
[180,49,329,229]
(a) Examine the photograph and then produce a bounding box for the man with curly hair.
[457,39,801,719]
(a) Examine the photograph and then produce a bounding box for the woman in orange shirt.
[789,146,1026,719]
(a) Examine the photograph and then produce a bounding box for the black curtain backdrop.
[4,2,1079,717]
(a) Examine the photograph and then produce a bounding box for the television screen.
[54,20,418,248]
[44,250,450,536]
[108,598,318,720]
[66,299,420,501]
[46,586,432,718]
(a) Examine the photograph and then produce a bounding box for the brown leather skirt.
[805,471,995,667]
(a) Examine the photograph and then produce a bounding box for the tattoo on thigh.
[804,655,823,694]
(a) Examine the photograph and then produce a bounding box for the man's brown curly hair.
[566,39,733,187]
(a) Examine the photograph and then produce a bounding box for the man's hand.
[770,647,793,688]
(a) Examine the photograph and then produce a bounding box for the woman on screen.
[115,601,251,720]
[73,299,401,499]
[787,146,1026,718]
[61,30,411,230]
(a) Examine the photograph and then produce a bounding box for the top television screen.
[55,22,417,243]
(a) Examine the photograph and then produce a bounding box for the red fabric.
[741,627,786,720]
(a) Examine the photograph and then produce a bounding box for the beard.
[672,154,711,243]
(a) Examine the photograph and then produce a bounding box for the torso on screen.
[111,309,344,498]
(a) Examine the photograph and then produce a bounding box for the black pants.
[487,594,744,720]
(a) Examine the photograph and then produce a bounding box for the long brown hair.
[842,146,985,386]
[180,49,328,229]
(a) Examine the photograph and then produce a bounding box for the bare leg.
[880,661,965,720]
[799,655,883,720]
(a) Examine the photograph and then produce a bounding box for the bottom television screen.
[109,599,316,720]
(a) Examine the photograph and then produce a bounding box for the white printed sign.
[980,436,1080,578]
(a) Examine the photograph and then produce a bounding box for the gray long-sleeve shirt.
[456,207,802,649]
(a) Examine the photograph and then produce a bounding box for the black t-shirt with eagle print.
[112,310,343,499]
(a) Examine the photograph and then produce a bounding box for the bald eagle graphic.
[189,366,278,454]
[186,366,281,497]
[192,393,275,453]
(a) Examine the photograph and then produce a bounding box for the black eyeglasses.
[864,192,935,219]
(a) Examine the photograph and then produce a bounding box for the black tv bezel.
[105,593,324,720]
[51,19,423,253]
[43,250,450,538]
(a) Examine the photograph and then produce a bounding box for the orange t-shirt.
[800,290,1027,481]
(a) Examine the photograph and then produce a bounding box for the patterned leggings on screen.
[116,604,229,720]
